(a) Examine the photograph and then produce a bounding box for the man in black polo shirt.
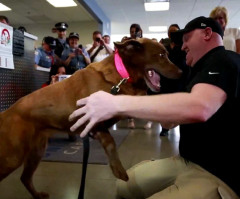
[69,17,240,198]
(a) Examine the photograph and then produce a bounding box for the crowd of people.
[34,22,114,81]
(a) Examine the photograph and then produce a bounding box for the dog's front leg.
[20,134,49,199]
[93,129,129,181]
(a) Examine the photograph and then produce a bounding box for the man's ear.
[204,27,213,40]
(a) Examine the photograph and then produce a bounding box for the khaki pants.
[116,156,239,199]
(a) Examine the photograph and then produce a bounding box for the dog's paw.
[111,164,129,182]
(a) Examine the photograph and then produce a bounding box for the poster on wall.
[0,22,14,70]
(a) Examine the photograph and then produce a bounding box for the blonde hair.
[209,6,228,25]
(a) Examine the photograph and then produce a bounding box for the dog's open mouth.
[144,69,161,92]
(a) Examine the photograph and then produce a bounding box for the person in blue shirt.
[61,32,90,74]
[35,36,57,69]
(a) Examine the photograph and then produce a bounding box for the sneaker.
[144,121,152,129]
[128,118,135,129]
[160,128,169,136]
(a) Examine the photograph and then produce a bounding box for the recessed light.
[0,3,11,11]
[144,1,169,11]
[46,0,77,7]
[149,26,168,32]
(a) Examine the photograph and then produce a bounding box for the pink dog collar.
[114,50,132,82]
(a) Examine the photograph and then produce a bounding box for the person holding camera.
[35,36,58,69]
[61,32,90,74]
[121,23,143,43]
[86,30,113,63]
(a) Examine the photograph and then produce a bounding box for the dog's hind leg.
[20,133,49,199]
[94,129,129,181]
[0,114,29,181]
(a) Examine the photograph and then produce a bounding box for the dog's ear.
[114,39,143,53]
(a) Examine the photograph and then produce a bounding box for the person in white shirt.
[210,6,240,54]
[85,31,113,63]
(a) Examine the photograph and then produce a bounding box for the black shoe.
[160,128,169,136]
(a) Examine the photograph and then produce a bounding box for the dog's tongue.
[148,70,160,89]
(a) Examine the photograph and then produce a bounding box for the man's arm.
[87,42,99,55]
[69,83,226,137]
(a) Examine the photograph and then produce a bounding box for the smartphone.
[58,75,71,82]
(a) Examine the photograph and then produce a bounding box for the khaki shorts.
[116,156,239,199]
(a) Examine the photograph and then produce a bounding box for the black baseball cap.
[171,16,223,44]
[69,32,79,39]
[55,22,68,30]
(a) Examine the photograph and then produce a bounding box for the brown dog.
[0,38,182,199]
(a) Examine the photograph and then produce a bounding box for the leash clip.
[111,78,129,95]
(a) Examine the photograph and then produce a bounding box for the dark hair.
[18,26,27,33]
[0,15,9,24]
[130,23,143,38]
[168,24,180,40]
[169,24,180,30]
[130,24,142,32]
[93,31,102,36]
[42,36,56,49]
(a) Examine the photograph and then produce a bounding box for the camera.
[95,37,101,42]
[75,48,79,55]
[135,31,142,39]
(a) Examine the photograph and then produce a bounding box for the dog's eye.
[159,53,165,57]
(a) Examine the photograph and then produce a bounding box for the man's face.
[103,36,110,44]
[181,29,204,67]
[93,33,102,42]
[57,29,67,39]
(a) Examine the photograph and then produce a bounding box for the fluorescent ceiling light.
[149,26,168,32]
[46,0,77,7]
[144,1,169,11]
[0,3,11,11]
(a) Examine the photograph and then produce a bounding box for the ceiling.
[1,0,240,36]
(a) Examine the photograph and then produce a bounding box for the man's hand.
[69,91,117,137]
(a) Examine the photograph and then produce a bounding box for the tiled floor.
[0,119,180,199]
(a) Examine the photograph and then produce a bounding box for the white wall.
[110,33,168,44]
